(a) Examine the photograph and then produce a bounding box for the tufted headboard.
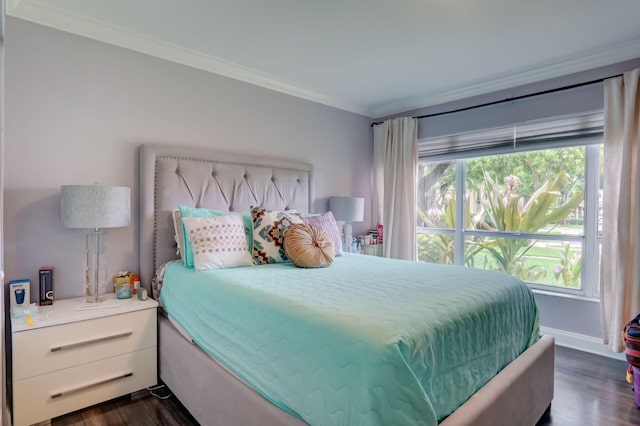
[139,144,313,292]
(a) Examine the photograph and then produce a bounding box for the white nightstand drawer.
[13,308,156,380]
[13,347,157,426]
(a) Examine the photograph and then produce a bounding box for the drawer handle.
[50,331,133,352]
[50,371,133,399]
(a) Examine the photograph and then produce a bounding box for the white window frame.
[417,113,603,298]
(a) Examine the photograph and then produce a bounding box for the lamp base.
[85,294,107,304]
[86,229,109,303]
[344,222,353,253]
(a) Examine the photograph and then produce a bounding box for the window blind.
[418,111,603,161]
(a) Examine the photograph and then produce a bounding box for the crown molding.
[9,1,640,119]
[369,38,640,118]
[6,0,23,14]
[7,0,370,117]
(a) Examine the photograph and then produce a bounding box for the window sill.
[531,288,600,303]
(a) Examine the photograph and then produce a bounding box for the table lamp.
[329,196,365,253]
[61,185,131,303]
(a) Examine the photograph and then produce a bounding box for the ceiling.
[7,0,640,118]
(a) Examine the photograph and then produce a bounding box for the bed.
[139,143,554,426]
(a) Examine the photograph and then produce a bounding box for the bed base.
[159,315,554,426]
[440,335,554,426]
[159,315,303,426]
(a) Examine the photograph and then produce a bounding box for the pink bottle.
[377,223,383,245]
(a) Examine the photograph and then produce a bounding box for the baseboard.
[540,326,626,361]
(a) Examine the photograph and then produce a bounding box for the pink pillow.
[304,211,343,256]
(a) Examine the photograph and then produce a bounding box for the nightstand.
[11,295,158,426]
[361,244,383,257]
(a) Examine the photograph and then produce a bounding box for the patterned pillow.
[304,211,343,256]
[181,215,254,270]
[251,206,304,264]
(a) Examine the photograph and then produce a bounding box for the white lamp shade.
[329,196,365,223]
[61,185,131,229]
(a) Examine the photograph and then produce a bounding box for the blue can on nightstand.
[115,282,132,299]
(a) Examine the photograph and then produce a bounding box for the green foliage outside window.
[417,147,586,287]
[467,171,583,282]
[553,243,582,287]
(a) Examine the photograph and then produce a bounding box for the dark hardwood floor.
[51,386,198,426]
[537,346,640,426]
[50,346,640,426]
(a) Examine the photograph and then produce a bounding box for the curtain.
[372,117,418,260]
[601,68,640,352]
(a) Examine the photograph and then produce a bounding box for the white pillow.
[181,215,254,270]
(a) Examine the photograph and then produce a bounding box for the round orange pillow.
[284,223,335,268]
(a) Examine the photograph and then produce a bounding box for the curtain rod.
[370,73,623,127]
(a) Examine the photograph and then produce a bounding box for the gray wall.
[377,58,640,339]
[3,18,372,300]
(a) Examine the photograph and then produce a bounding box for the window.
[417,112,603,297]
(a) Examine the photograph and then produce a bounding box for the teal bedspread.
[161,254,539,426]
